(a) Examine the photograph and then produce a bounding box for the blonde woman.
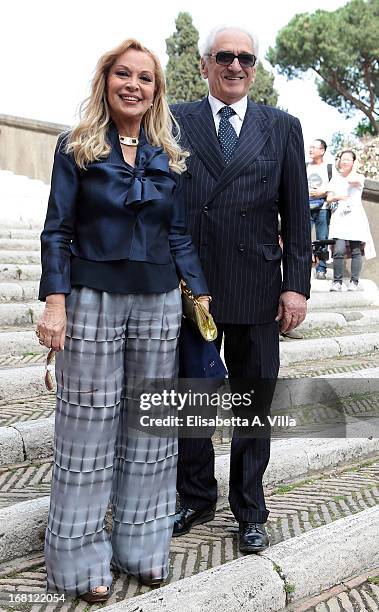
[36,39,210,602]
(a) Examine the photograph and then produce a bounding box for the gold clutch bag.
[180,280,218,342]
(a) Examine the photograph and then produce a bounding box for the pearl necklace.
[119,135,139,146]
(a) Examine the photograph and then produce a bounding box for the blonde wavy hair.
[65,39,188,173]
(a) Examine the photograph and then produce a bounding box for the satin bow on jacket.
[123,145,169,207]
[38,123,209,300]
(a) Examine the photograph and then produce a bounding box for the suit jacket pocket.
[261,244,282,261]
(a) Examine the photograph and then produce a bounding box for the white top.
[327,172,376,259]
[208,94,247,136]
[307,161,332,210]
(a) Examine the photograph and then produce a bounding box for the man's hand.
[309,188,325,198]
[276,291,307,333]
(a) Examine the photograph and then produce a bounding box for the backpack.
[308,163,333,210]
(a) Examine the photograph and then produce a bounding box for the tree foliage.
[165,12,207,103]
[355,119,377,137]
[267,0,379,133]
[250,62,278,106]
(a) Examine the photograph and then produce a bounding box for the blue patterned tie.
[218,106,238,164]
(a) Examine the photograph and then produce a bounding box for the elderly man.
[171,26,311,553]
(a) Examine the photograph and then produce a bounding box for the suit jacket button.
[240,209,247,217]
[238,242,245,252]
[261,176,268,183]
[203,205,208,213]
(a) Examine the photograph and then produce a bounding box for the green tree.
[355,119,377,137]
[165,12,207,103]
[250,62,278,106]
[267,0,379,133]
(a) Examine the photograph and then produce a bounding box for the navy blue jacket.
[39,123,209,300]
[171,98,312,324]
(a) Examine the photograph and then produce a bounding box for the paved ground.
[0,459,51,509]
[0,457,376,610]
[0,355,45,368]
[279,350,379,378]
[288,570,379,611]
[293,323,379,340]
[0,396,54,427]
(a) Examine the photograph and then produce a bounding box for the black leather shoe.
[173,505,216,537]
[239,522,269,553]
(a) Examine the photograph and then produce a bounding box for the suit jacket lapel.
[181,98,224,179]
[206,100,277,203]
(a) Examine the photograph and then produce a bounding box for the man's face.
[200,29,256,105]
[309,141,325,162]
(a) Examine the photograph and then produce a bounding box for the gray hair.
[199,25,259,60]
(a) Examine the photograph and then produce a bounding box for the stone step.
[0,365,46,401]
[0,229,41,240]
[0,239,40,251]
[0,263,41,281]
[311,278,378,293]
[308,290,379,311]
[101,507,378,612]
[299,309,379,332]
[0,330,45,358]
[0,302,44,328]
[0,251,40,264]
[0,456,376,609]
[280,331,379,367]
[0,220,42,230]
[0,281,38,303]
[0,419,53,468]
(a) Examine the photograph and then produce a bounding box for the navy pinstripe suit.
[172,98,312,522]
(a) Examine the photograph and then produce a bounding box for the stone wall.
[362,180,379,284]
[0,114,67,184]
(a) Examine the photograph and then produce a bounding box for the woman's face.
[107,49,156,129]
[339,153,355,174]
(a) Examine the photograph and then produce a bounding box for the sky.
[1,0,358,157]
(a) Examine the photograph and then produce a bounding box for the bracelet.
[197,295,212,302]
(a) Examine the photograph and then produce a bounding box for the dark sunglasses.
[206,51,257,68]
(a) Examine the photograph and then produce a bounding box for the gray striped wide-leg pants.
[45,286,181,595]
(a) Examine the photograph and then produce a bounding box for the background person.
[326,149,376,291]
[307,139,333,280]
[171,25,311,554]
[36,38,210,602]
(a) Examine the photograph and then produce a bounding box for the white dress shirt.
[208,94,248,137]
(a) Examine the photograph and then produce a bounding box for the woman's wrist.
[46,294,66,306]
